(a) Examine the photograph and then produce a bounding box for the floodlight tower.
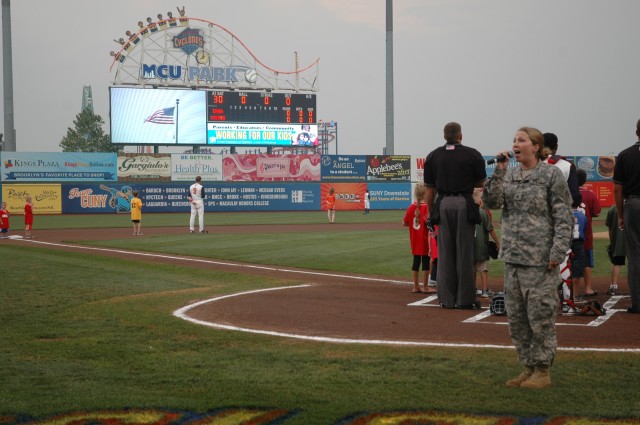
[385,0,394,155]
[2,0,16,151]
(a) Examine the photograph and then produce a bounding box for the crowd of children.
[0,197,35,239]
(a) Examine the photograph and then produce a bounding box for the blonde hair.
[414,183,427,225]
[25,196,32,203]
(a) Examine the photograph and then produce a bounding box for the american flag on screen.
[144,107,175,124]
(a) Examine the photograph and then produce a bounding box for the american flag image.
[144,107,175,124]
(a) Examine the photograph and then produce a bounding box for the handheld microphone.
[487,152,513,165]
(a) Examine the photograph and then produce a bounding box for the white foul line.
[24,239,410,285]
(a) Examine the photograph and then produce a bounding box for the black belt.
[440,193,464,197]
[628,194,640,199]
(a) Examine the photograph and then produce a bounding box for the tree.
[59,109,120,152]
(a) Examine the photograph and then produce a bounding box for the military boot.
[520,367,551,389]
[505,366,534,387]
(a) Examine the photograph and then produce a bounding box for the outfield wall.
[1,152,613,214]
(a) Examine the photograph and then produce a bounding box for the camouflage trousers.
[504,263,560,368]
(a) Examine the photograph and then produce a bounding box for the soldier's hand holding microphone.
[486,151,512,170]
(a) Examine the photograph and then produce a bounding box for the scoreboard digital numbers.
[207,91,316,124]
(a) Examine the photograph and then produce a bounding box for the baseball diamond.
[15,224,640,352]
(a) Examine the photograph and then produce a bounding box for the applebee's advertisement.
[366,155,411,181]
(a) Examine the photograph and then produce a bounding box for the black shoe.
[456,301,481,310]
[627,307,640,314]
[440,303,455,309]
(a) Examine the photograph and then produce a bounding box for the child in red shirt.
[403,183,434,293]
[24,196,34,239]
[0,201,9,238]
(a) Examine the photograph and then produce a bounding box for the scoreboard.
[110,86,318,146]
[207,91,316,124]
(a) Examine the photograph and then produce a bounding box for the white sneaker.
[607,284,618,295]
[476,288,483,296]
[481,290,491,298]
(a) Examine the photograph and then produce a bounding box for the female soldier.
[483,127,573,389]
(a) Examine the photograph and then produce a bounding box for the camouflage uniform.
[483,161,572,368]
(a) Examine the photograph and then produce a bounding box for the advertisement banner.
[117,154,172,181]
[208,123,318,146]
[63,183,138,213]
[412,156,425,182]
[1,152,117,182]
[223,154,321,181]
[320,155,367,181]
[2,184,62,215]
[574,155,615,182]
[367,183,412,209]
[62,182,319,213]
[584,182,615,207]
[366,155,411,181]
[321,182,367,211]
[171,153,223,181]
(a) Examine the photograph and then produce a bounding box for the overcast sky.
[2,0,640,159]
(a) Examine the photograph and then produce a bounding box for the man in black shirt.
[613,119,640,313]
[424,122,486,308]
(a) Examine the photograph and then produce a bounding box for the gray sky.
[2,0,640,159]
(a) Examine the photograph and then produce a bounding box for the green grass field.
[1,210,638,424]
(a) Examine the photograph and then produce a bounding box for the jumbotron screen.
[109,87,317,146]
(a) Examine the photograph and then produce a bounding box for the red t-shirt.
[403,202,430,256]
[579,188,601,250]
[0,208,9,229]
[24,203,33,226]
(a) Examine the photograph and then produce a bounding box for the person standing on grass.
[613,118,640,314]
[130,190,143,236]
[0,201,10,238]
[403,183,434,294]
[24,196,34,239]
[188,176,207,234]
[326,187,336,223]
[363,189,371,215]
[483,127,573,389]
[424,122,486,309]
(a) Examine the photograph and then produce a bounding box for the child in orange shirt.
[326,187,336,223]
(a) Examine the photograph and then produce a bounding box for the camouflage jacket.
[482,161,573,266]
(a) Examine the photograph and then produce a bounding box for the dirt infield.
[18,224,640,352]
